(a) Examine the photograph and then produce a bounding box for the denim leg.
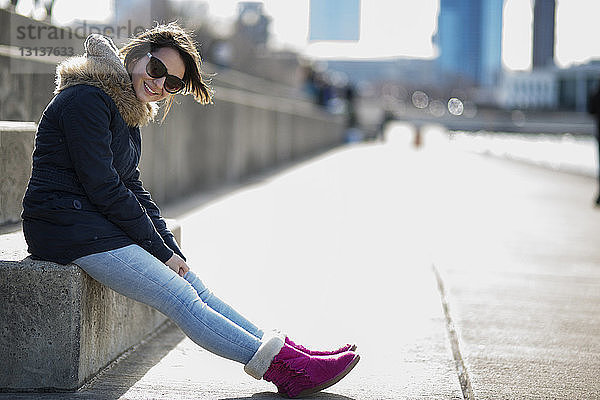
[183,270,264,339]
[74,244,261,365]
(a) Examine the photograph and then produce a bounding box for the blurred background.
[2,0,600,128]
[2,0,600,209]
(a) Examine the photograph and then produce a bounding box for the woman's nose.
[153,76,166,91]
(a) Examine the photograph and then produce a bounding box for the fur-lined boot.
[245,336,359,398]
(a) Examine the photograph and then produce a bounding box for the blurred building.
[113,0,152,29]
[498,69,558,110]
[435,0,504,87]
[235,2,270,46]
[557,62,600,111]
[497,61,600,111]
[113,0,209,32]
[532,0,556,69]
[167,1,209,28]
[323,58,438,88]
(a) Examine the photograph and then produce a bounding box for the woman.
[21,23,359,398]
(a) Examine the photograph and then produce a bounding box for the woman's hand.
[165,253,189,277]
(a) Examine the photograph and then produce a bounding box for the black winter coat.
[21,34,185,264]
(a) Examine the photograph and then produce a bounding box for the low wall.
[0,34,345,218]
[0,89,343,224]
[141,86,344,204]
[0,121,36,226]
[0,222,180,391]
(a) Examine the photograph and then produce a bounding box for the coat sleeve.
[124,168,187,261]
[61,88,174,263]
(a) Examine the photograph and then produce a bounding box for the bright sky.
[206,0,439,59]
[8,0,600,69]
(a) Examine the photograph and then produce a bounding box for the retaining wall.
[141,86,344,204]
[0,222,180,391]
[0,87,343,224]
[0,121,36,226]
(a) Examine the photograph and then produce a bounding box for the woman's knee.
[184,270,212,299]
[158,274,209,316]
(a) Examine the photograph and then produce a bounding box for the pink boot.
[285,337,357,356]
[262,343,360,398]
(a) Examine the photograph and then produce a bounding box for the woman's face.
[130,47,185,103]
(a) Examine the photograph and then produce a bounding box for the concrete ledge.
[0,221,180,392]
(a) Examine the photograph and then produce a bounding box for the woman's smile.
[143,81,161,97]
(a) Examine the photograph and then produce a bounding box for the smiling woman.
[119,23,213,120]
[20,22,360,399]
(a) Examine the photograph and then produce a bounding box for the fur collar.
[54,34,157,127]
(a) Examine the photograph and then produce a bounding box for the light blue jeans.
[74,244,264,365]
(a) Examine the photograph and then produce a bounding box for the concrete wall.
[0,121,36,225]
[0,35,344,223]
[0,89,343,224]
[0,10,344,212]
[0,52,54,122]
[141,87,344,204]
[0,258,168,391]
[0,223,180,391]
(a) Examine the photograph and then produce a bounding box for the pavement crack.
[432,263,475,400]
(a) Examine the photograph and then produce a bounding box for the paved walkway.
[3,123,599,399]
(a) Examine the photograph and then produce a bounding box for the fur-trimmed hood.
[54,34,157,127]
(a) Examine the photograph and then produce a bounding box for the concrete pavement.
[421,132,600,399]
[3,122,599,399]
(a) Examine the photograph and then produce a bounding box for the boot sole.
[291,353,361,398]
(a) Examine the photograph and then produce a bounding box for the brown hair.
[120,22,213,121]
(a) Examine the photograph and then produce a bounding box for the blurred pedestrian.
[377,110,395,142]
[344,83,357,128]
[20,23,359,398]
[587,84,600,205]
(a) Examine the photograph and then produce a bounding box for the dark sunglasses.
[145,52,185,94]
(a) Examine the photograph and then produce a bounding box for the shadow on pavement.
[79,321,188,399]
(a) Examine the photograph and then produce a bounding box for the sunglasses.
[145,52,185,94]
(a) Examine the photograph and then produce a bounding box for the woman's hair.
[120,22,213,120]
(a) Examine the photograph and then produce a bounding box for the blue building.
[436,0,504,87]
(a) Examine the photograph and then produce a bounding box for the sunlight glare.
[502,0,532,71]
[52,0,112,25]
